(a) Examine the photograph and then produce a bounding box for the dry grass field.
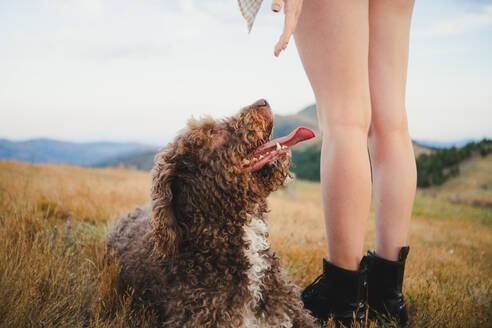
[0,160,491,327]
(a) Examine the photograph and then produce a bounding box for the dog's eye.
[209,128,222,136]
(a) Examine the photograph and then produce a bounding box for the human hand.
[271,0,303,57]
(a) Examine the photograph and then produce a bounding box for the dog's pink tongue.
[255,127,315,155]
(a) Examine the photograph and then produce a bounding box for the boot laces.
[302,272,325,300]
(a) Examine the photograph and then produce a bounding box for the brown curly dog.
[106,99,317,328]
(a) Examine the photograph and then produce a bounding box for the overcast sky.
[0,0,491,145]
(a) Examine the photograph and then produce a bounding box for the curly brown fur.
[106,101,316,327]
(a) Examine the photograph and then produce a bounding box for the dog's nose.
[252,99,273,135]
[253,99,269,108]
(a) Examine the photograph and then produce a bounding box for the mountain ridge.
[2,104,482,174]
[0,138,153,166]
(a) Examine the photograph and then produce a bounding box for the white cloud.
[49,0,104,16]
[416,4,492,37]
[0,0,491,143]
[78,0,103,15]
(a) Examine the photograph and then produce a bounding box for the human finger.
[274,0,302,56]
[272,0,283,13]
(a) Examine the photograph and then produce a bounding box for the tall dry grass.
[0,161,157,327]
[269,182,492,327]
[0,160,490,327]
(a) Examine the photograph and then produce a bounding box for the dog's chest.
[240,217,292,328]
[242,217,271,306]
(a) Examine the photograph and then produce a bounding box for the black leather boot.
[366,246,410,327]
[301,257,368,326]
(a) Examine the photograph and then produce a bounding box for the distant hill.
[415,138,492,188]
[272,104,320,151]
[412,141,434,157]
[414,138,479,149]
[0,138,152,166]
[298,104,317,121]
[94,149,158,171]
[420,152,492,208]
[273,103,318,138]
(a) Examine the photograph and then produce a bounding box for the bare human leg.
[368,0,417,261]
[294,0,371,270]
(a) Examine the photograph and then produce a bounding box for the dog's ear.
[150,153,180,257]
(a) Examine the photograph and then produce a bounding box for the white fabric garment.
[237,0,264,32]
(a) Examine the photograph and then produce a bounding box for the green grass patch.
[413,193,492,226]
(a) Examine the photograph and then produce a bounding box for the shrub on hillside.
[291,145,321,181]
[416,138,492,188]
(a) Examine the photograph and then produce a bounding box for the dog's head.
[150,99,314,256]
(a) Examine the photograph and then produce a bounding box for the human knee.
[318,106,371,137]
[368,109,409,139]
